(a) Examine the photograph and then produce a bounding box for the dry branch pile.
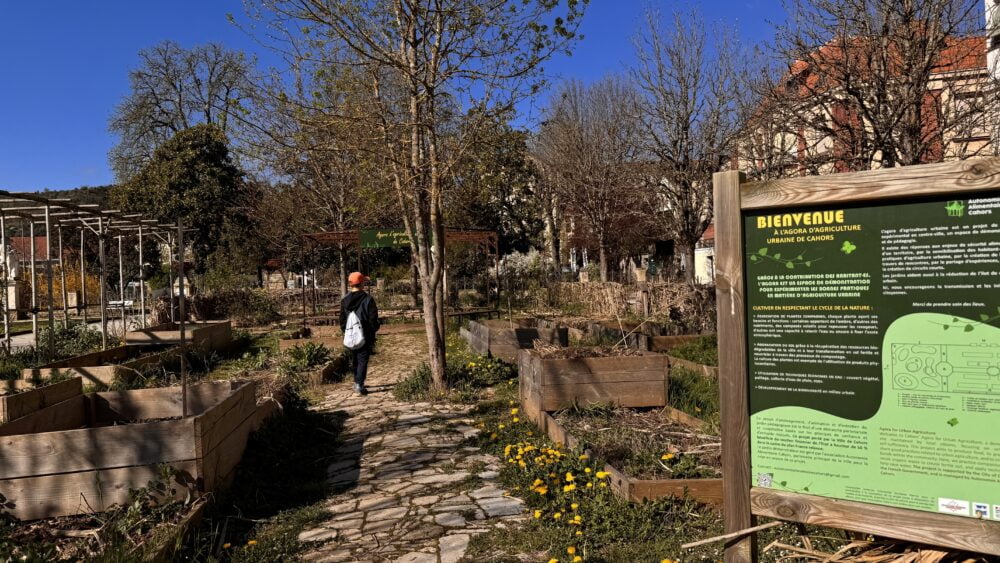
[556,405,721,480]
[541,281,717,333]
[764,537,994,563]
[532,340,643,359]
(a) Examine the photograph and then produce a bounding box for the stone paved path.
[299,328,525,562]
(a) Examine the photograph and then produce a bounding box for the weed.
[668,366,720,429]
[667,334,718,366]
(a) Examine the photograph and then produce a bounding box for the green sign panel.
[745,194,1000,520]
[360,229,411,248]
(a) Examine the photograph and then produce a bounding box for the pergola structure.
[0,190,190,366]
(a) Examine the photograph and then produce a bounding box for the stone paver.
[298,329,525,562]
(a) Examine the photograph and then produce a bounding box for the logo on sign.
[938,498,970,516]
[974,502,990,519]
[945,200,966,217]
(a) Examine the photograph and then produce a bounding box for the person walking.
[340,272,380,395]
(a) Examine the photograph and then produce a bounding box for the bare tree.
[535,77,650,282]
[251,0,585,389]
[110,41,256,180]
[632,10,740,285]
[765,0,984,171]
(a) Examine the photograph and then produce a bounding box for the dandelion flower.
[553,512,562,519]
[571,503,579,510]
[573,557,582,562]
[222,543,231,549]
[548,559,559,563]
[661,453,675,461]
[513,417,520,423]
[565,472,575,482]
[534,510,542,519]
[578,454,589,460]
[247,540,258,546]
[567,546,576,555]
[595,471,609,479]
[511,408,519,415]
[584,467,591,474]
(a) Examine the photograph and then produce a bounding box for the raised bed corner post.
[714,170,756,563]
[45,205,55,361]
[167,231,175,324]
[178,218,187,418]
[58,224,69,328]
[138,225,146,328]
[1,213,9,352]
[98,216,108,351]
[29,220,38,349]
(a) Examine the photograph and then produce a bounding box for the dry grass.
[531,340,643,359]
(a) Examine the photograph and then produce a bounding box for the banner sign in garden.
[744,196,1000,519]
[713,161,1000,562]
[359,229,411,248]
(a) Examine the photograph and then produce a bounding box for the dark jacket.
[340,290,380,345]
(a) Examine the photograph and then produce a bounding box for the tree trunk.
[599,245,609,282]
[410,261,419,308]
[683,243,697,286]
[338,244,348,296]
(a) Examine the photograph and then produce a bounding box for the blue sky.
[0,1,787,191]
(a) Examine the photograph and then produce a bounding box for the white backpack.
[343,298,369,350]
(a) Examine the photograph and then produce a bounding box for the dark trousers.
[352,343,372,387]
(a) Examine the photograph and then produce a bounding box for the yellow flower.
[534,510,542,519]
[513,417,520,423]
[661,453,675,461]
[599,482,607,488]
[571,503,579,510]
[584,467,591,474]
[532,478,544,487]
[595,471,609,479]
[565,472,575,482]
[498,424,505,429]
[247,540,258,546]
[553,512,562,519]
[563,484,576,492]
[533,486,548,495]
[573,557,582,562]
[567,546,576,555]
[511,408,519,415]
[528,431,534,436]
[578,454,589,460]
[695,406,702,413]
[585,482,593,489]
[576,530,582,536]
[222,543,231,549]
[548,559,559,563]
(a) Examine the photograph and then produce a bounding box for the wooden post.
[29,221,37,348]
[79,228,87,325]
[713,170,755,563]
[98,217,107,350]
[0,214,8,351]
[44,206,55,360]
[58,225,68,328]
[167,231,175,324]
[178,219,187,418]
[138,226,146,328]
[117,235,126,334]
[301,269,307,329]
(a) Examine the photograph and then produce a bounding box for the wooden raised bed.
[125,320,233,352]
[19,345,178,387]
[0,380,273,520]
[463,319,568,363]
[531,407,722,507]
[0,377,83,423]
[518,349,670,418]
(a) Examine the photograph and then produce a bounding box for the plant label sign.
[744,194,1000,518]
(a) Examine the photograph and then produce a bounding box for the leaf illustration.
[758,247,768,256]
[947,418,959,427]
[805,261,811,267]
[750,255,759,262]
[779,481,788,487]
[982,314,991,322]
[773,253,781,260]
[841,240,857,254]
[965,324,975,332]
[943,325,950,330]
[786,262,795,269]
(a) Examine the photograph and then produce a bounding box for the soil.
[555,406,721,480]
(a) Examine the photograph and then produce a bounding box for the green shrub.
[192,289,281,326]
[667,335,718,366]
[287,342,331,369]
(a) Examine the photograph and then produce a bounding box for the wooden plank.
[751,488,1000,556]
[135,496,209,563]
[667,356,719,379]
[631,477,724,506]
[538,410,580,449]
[539,356,670,386]
[198,398,265,491]
[714,169,755,563]
[0,460,199,521]
[196,382,257,455]
[539,380,666,411]
[603,462,632,500]
[93,382,234,422]
[0,394,88,437]
[0,378,82,423]
[741,158,1000,210]
[0,418,196,480]
[662,405,708,432]
[650,334,710,352]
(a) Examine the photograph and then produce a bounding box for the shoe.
[354,383,368,395]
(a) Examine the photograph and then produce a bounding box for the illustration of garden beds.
[462,318,568,363]
[517,345,722,506]
[0,380,270,520]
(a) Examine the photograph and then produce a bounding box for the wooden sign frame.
[713,159,1000,562]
